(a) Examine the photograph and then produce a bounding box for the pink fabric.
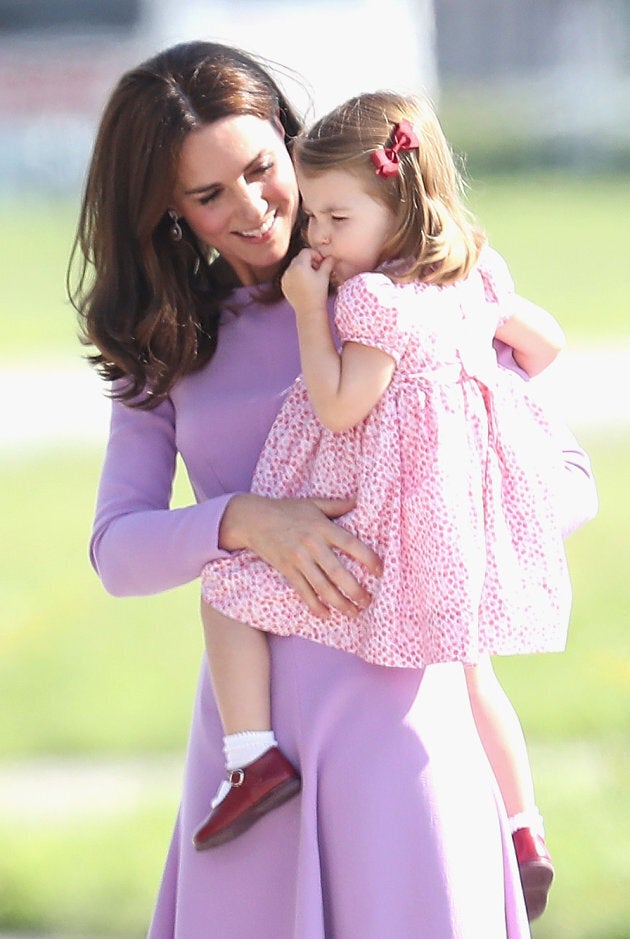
[202,255,571,667]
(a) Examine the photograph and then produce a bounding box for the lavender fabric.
[91,285,594,937]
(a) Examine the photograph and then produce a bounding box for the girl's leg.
[201,600,272,735]
[464,655,554,922]
[193,601,300,850]
[464,655,535,817]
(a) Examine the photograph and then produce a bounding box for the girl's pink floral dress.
[201,249,571,667]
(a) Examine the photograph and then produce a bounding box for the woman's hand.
[219,493,382,619]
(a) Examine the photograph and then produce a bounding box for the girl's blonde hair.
[293,91,486,285]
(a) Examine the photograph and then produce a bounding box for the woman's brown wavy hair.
[67,41,303,407]
[293,91,485,285]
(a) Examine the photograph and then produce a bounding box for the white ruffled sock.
[223,730,277,771]
[509,806,545,836]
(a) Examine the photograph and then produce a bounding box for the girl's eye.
[332,216,347,223]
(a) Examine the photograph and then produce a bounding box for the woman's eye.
[250,161,273,179]
[199,190,220,206]
[332,216,347,223]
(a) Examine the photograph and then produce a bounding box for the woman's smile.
[237,209,278,241]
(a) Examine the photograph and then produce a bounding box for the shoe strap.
[211,779,233,809]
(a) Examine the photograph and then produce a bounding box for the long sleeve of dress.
[90,394,234,597]
[494,338,598,538]
[89,290,303,599]
[555,425,599,537]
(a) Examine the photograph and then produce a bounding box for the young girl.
[195,91,570,920]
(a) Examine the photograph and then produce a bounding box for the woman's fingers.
[284,568,332,620]
[272,518,368,616]
[308,552,371,615]
[280,499,381,614]
[224,493,382,616]
[310,497,383,577]
[286,560,361,620]
[316,548,372,612]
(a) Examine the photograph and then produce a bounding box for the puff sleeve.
[334,272,412,364]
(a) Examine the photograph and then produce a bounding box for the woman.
[69,41,595,938]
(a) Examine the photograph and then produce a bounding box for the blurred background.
[0,1,628,937]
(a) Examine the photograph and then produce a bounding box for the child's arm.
[494,294,566,378]
[281,249,396,432]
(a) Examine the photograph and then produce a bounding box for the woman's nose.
[236,180,268,223]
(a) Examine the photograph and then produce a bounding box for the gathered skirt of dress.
[203,367,571,668]
[148,635,531,939]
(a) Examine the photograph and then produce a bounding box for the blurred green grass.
[0,201,79,356]
[1,175,628,937]
[0,449,200,756]
[0,802,180,938]
[468,174,630,340]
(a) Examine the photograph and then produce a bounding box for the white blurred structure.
[0,0,436,196]
[4,343,629,457]
[0,0,627,195]
[147,0,437,119]
[435,0,630,167]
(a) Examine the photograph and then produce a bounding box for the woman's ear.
[272,112,285,137]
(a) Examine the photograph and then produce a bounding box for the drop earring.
[168,209,183,243]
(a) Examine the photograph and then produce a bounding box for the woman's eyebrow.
[184,182,220,196]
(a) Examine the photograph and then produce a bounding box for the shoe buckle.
[228,768,245,787]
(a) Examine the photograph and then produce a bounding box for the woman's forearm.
[90,393,234,597]
[91,496,234,596]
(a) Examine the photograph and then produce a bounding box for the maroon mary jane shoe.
[512,827,555,921]
[193,746,301,850]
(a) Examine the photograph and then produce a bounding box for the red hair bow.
[371,120,419,178]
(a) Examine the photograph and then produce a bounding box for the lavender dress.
[91,284,595,939]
